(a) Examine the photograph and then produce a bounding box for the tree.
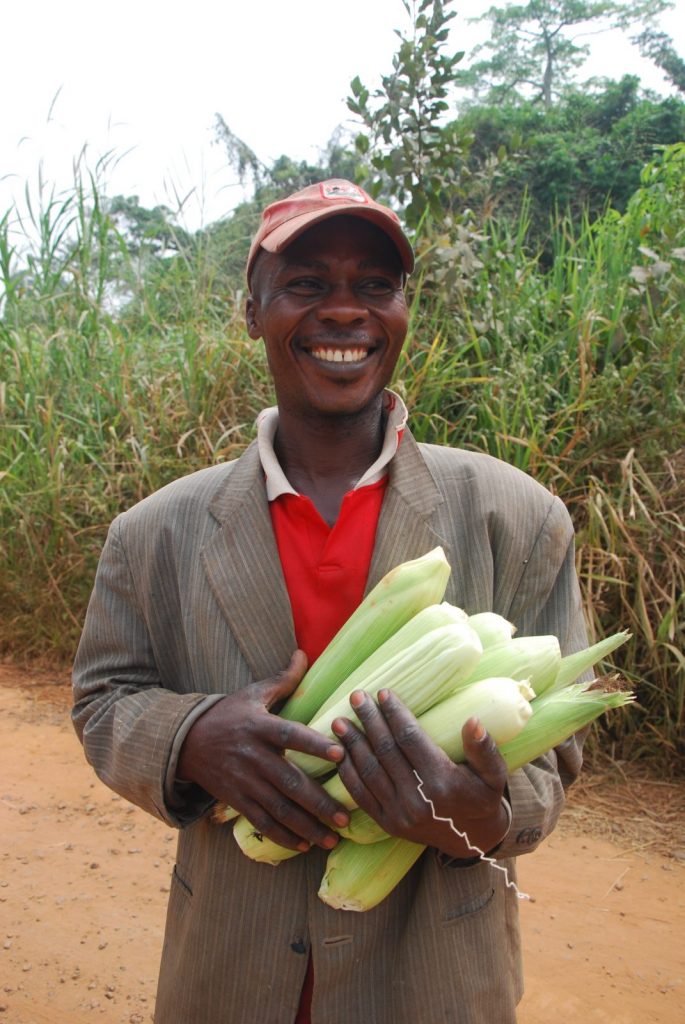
[347,0,465,228]
[633,28,685,95]
[460,0,673,109]
[107,195,192,257]
[213,116,357,200]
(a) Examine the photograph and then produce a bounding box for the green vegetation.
[459,76,685,253]
[1,0,683,770]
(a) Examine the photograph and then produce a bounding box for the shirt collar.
[256,390,408,501]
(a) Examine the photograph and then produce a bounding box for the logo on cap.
[320,182,368,203]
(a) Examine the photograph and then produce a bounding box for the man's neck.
[274,401,386,526]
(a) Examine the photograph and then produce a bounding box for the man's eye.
[361,278,394,294]
[287,277,324,292]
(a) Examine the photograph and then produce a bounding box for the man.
[72,180,587,1023]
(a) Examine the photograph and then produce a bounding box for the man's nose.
[315,285,368,323]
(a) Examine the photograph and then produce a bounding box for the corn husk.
[467,612,516,648]
[279,546,452,724]
[461,634,561,696]
[318,834,425,912]
[287,620,483,779]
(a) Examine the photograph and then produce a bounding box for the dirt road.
[1,664,683,1024]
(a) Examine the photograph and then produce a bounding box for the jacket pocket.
[442,884,495,926]
[438,860,496,927]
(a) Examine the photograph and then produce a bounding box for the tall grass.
[1,171,273,653]
[1,146,684,769]
[399,146,685,766]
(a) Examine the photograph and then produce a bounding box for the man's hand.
[332,689,510,860]
[177,651,350,852]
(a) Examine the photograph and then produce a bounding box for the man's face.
[246,216,409,421]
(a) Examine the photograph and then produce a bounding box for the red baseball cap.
[246,179,414,284]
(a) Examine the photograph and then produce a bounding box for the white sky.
[1,0,683,232]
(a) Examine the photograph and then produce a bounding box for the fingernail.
[327,743,344,760]
[331,719,347,737]
[378,688,390,703]
[473,720,485,741]
[333,811,349,827]
[322,835,338,850]
[297,841,310,853]
[350,691,365,709]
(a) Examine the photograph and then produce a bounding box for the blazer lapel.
[366,430,453,592]
[201,441,296,682]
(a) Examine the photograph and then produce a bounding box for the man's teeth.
[311,347,369,363]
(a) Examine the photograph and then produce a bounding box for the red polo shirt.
[270,477,388,665]
[258,392,407,1024]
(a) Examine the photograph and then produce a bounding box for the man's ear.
[245,296,262,340]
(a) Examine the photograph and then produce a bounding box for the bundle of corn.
[213,548,633,911]
[212,546,454,824]
[280,547,453,724]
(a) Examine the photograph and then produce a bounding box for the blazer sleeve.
[72,516,222,828]
[492,494,590,860]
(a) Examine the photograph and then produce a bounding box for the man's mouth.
[309,346,372,364]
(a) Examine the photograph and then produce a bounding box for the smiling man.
[72,180,589,1023]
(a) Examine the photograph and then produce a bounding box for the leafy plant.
[347,0,465,228]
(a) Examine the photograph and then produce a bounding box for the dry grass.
[560,754,685,859]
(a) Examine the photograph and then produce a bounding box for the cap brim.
[250,204,414,281]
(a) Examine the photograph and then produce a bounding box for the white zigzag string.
[413,770,531,901]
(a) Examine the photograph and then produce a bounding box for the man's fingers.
[245,763,350,849]
[348,691,406,765]
[246,651,345,762]
[260,649,309,710]
[261,715,344,763]
[461,716,508,794]
[331,717,386,819]
[374,689,445,776]
[333,692,408,808]
[238,793,341,853]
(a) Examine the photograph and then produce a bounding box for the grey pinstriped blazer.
[72,428,588,1023]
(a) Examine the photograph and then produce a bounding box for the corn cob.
[312,602,468,722]
[419,676,535,756]
[466,611,516,648]
[335,807,389,845]
[232,814,302,865]
[498,678,635,771]
[318,834,425,912]
[461,634,561,696]
[279,546,452,724]
[547,631,631,694]
[287,620,483,778]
